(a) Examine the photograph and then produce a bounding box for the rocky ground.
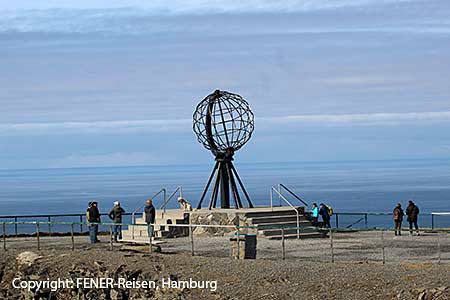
[1,231,450,299]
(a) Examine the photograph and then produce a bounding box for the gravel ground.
[1,231,450,299]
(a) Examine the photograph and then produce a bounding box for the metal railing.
[270,186,300,239]
[278,184,309,207]
[131,188,167,239]
[160,186,183,214]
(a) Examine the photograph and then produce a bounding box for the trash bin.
[230,233,257,259]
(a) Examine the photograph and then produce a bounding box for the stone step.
[256,220,312,228]
[266,232,323,240]
[245,208,304,218]
[259,227,318,236]
[249,215,309,224]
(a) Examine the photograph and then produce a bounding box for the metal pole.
[71,223,75,251]
[278,184,281,207]
[148,224,153,253]
[36,223,40,251]
[432,214,435,230]
[48,216,51,235]
[109,225,113,251]
[329,228,334,263]
[281,227,286,260]
[80,215,83,233]
[2,222,6,251]
[437,231,441,264]
[270,189,273,210]
[381,229,385,265]
[189,221,194,256]
[364,214,368,229]
[14,217,18,237]
[335,214,339,229]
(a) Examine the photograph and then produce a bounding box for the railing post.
[2,222,6,251]
[437,231,441,264]
[36,223,40,251]
[278,184,281,206]
[296,213,300,239]
[14,217,18,237]
[329,228,334,263]
[364,214,368,229]
[79,215,83,233]
[281,227,286,260]
[109,225,113,251]
[148,224,153,253]
[432,214,435,230]
[381,229,385,265]
[48,216,51,235]
[70,223,75,251]
[335,214,339,229]
[270,188,273,210]
[189,220,194,256]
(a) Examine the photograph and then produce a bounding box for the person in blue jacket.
[311,203,319,225]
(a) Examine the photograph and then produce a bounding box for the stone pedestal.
[230,234,257,259]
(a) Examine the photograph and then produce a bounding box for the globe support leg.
[197,161,219,209]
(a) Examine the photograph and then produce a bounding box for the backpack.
[326,205,333,216]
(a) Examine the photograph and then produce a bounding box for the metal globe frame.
[193,90,255,209]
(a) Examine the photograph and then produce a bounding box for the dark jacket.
[87,206,101,223]
[318,205,330,220]
[144,204,156,224]
[393,207,404,221]
[406,204,419,222]
[109,206,125,223]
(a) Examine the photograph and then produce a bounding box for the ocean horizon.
[1,158,449,218]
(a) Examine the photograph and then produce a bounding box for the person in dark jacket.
[318,203,331,228]
[405,200,420,235]
[144,199,156,239]
[109,201,125,242]
[393,203,404,236]
[87,201,101,243]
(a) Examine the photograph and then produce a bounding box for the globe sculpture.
[193,90,255,209]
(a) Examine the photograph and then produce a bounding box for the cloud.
[1,111,450,136]
[0,0,415,13]
[260,111,450,127]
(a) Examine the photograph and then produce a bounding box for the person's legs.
[92,224,98,242]
[89,225,95,243]
[414,220,419,235]
[113,225,119,241]
[409,221,413,234]
[117,225,122,240]
[147,224,154,238]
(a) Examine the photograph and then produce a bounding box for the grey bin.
[230,233,257,259]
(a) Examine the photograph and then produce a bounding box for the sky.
[0,0,450,169]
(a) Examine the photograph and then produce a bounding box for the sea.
[0,158,449,231]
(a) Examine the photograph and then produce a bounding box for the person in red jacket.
[392,203,404,236]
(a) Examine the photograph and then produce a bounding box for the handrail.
[278,184,309,207]
[270,186,300,239]
[131,188,166,239]
[160,186,183,214]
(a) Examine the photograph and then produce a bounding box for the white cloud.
[260,111,450,127]
[1,111,450,136]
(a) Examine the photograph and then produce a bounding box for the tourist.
[178,197,193,211]
[108,201,125,242]
[318,203,331,228]
[144,199,156,239]
[86,201,101,243]
[311,203,319,225]
[406,200,420,235]
[392,203,404,236]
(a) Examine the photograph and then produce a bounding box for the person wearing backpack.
[319,203,331,228]
[406,200,420,235]
[392,203,404,236]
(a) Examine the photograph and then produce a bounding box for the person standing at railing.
[311,203,319,225]
[406,200,420,236]
[392,203,404,236]
[144,199,156,239]
[86,201,101,243]
[319,203,331,228]
[109,201,125,242]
